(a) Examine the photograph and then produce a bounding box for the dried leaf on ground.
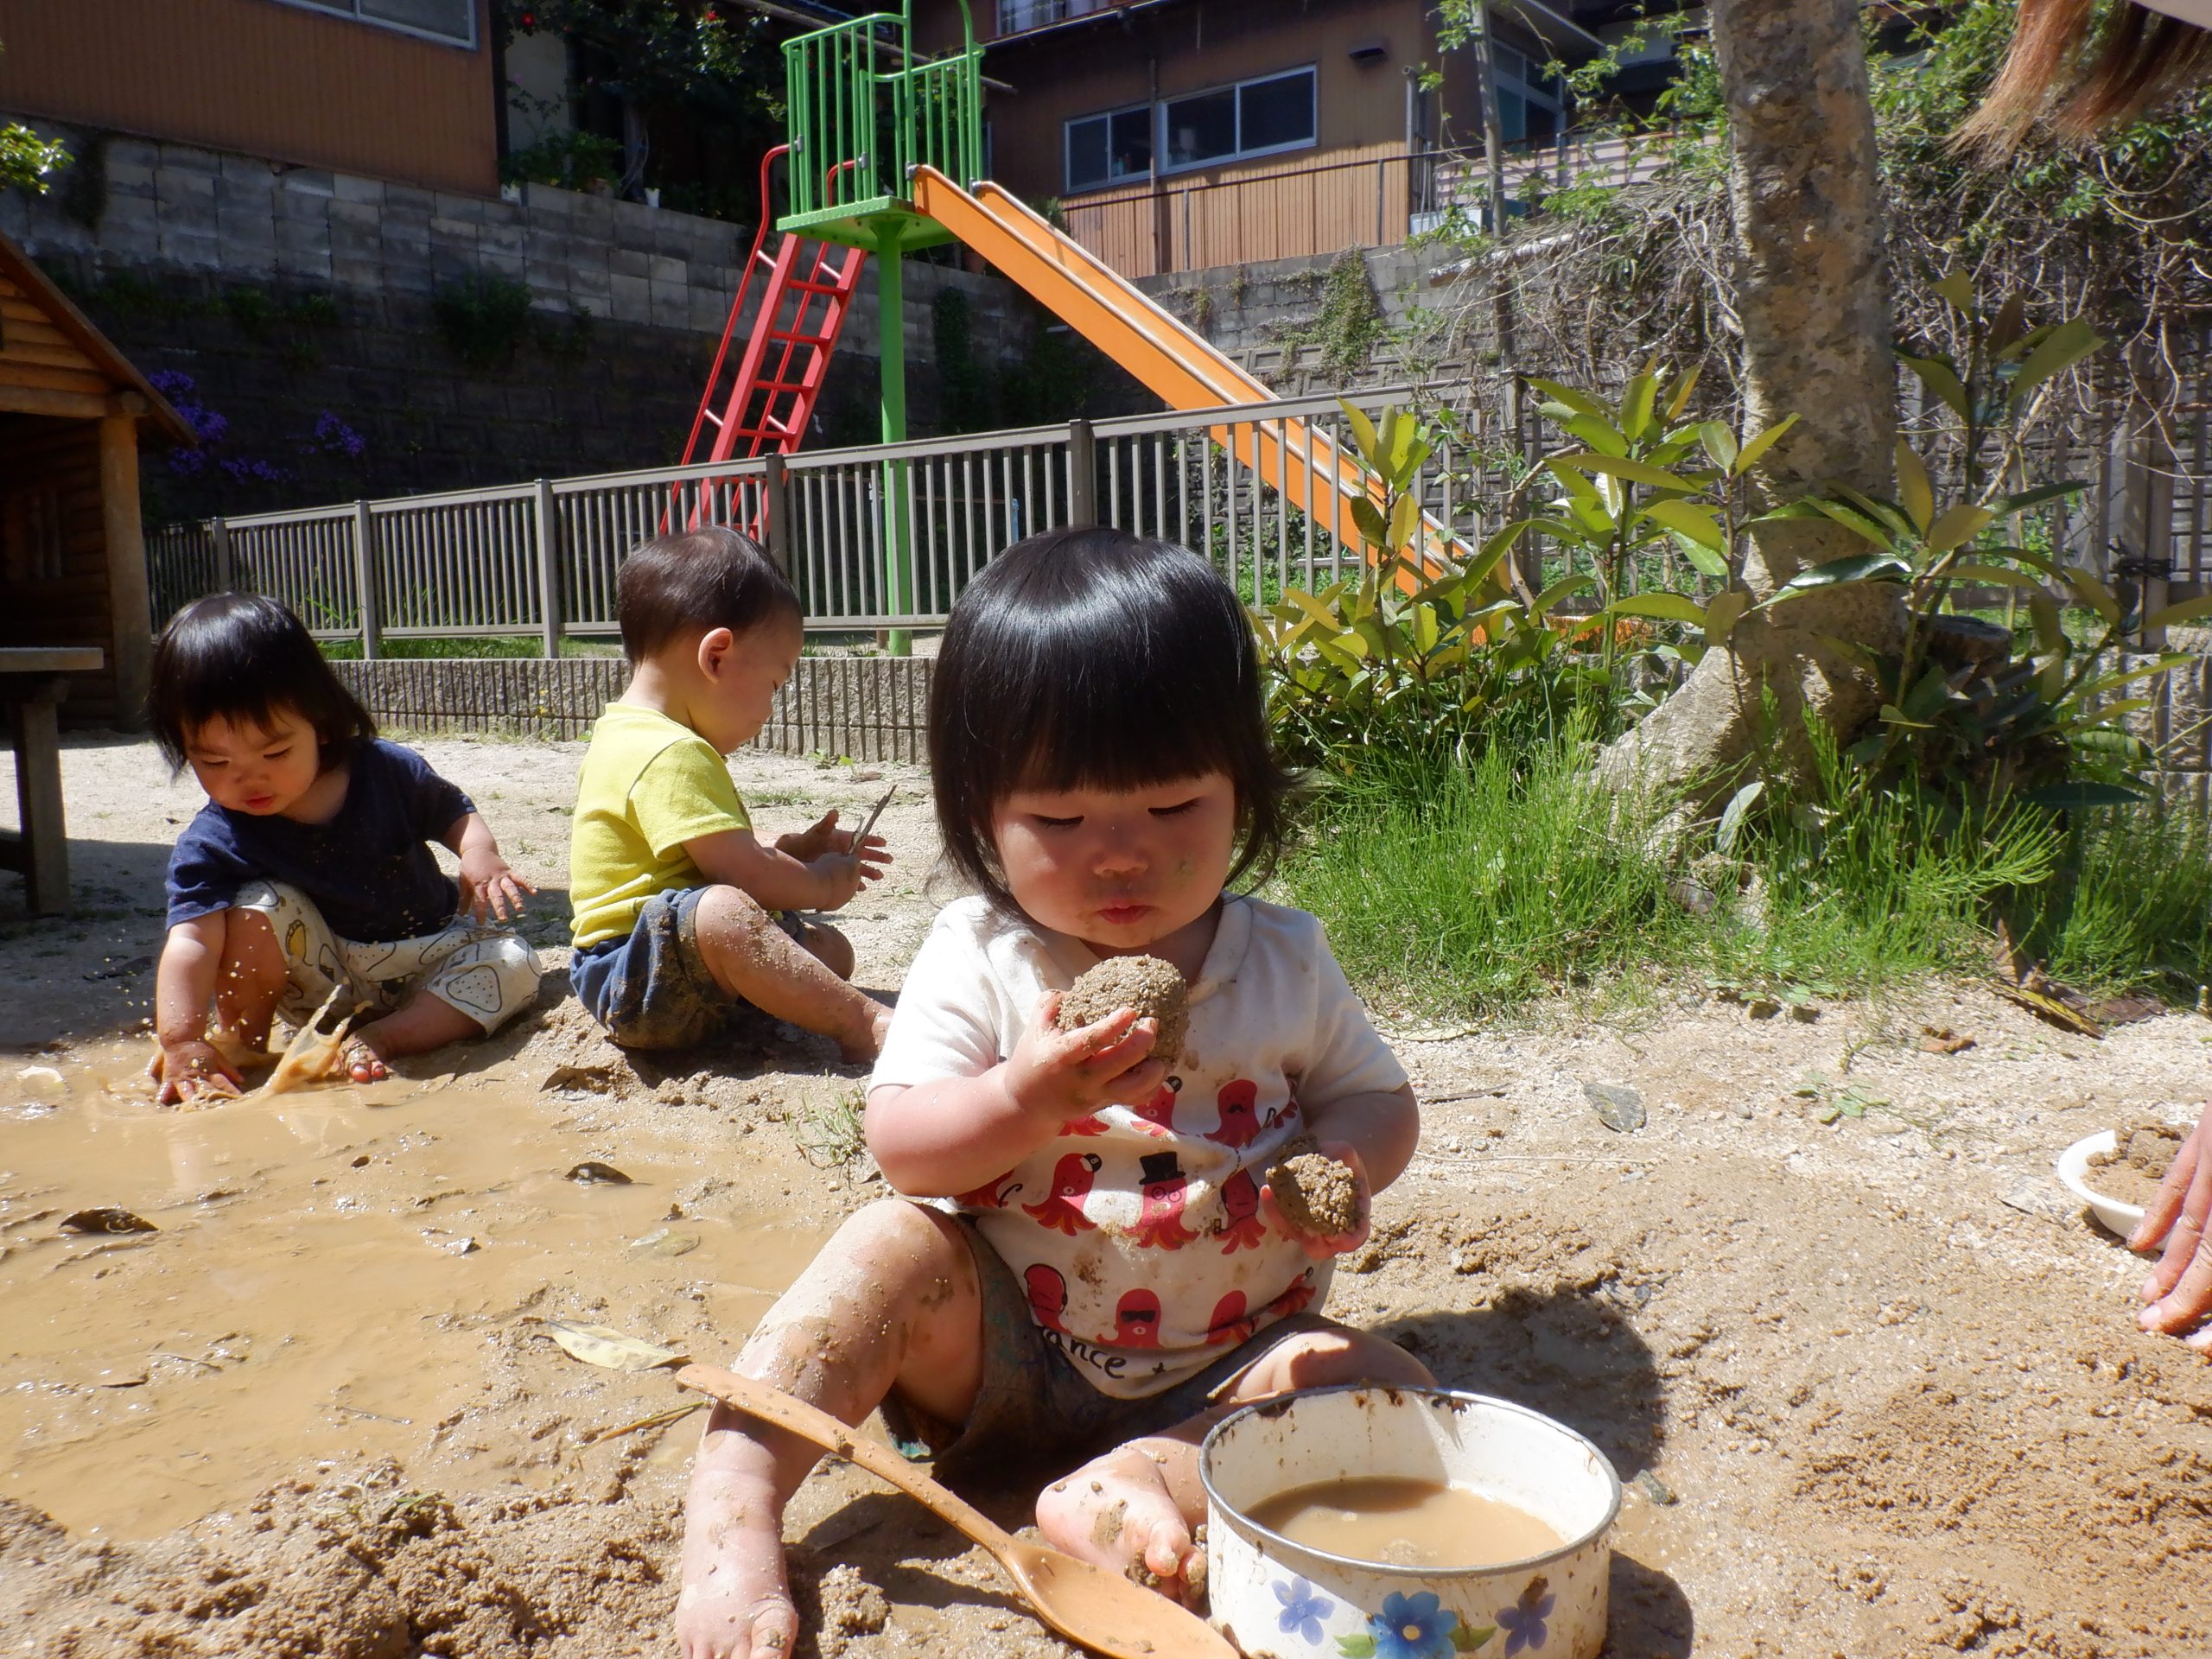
[530,1319,686,1372]
[1585,1081,1646,1132]
[1920,1026,1977,1054]
[564,1161,632,1185]
[60,1208,156,1235]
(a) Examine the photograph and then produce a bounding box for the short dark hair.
[930,528,1296,907]
[148,593,378,771]
[617,525,801,664]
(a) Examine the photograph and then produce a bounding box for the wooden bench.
[1,646,104,915]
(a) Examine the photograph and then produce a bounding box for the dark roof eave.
[984,0,1192,54]
[0,231,197,446]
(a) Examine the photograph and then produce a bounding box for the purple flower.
[1273,1577,1334,1645]
[1497,1580,1554,1656]
[1370,1591,1459,1659]
[305,410,366,460]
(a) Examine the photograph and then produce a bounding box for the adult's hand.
[2129,1098,2212,1349]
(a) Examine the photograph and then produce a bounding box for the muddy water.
[0,1046,830,1539]
[1247,1476,1563,1568]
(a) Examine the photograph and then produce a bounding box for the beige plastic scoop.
[676,1363,1237,1659]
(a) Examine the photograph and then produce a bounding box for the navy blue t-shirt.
[164,739,475,943]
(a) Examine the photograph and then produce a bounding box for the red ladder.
[678,147,866,534]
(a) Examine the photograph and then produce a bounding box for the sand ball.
[1057,955,1190,1066]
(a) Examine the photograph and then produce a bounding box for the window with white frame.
[1491,45,1563,146]
[275,0,476,48]
[1065,103,1154,193]
[1162,67,1315,171]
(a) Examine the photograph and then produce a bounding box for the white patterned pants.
[235,880,541,1036]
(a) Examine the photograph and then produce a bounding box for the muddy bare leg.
[692,887,890,1063]
[211,906,289,1052]
[677,1199,983,1659]
[1035,1324,1432,1602]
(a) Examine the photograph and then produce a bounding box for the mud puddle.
[1,1045,830,1539]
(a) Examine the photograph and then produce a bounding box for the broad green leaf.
[1987,293,2028,353]
[1620,370,1658,442]
[1715,778,1764,852]
[1827,484,1917,543]
[1605,593,1707,625]
[1772,552,1912,597]
[1697,420,1738,473]
[1525,377,1607,419]
[1556,452,1697,492]
[1388,491,1422,551]
[2062,566,2121,624]
[1991,480,2087,516]
[1704,588,1751,646]
[1894,441,1934,535]
[1901,354,1969,420]
[1947,562,2047,589]
[1450,1623,1497,1654]
[2146,594,2212,632]
[1465,519,1533,590]
[2008,318,2103,406]
[1412,602,1440,654]
[1377,408,1403,474]
[1350,498,1389,549]
[1642,497,1726,552]
[1563,413,1629,455]
[1732,412,1801,475]
[2075,654,2192,699]
[1283,588,1342,628]
[2025,781,2146,810]
[1337,1635,1378,1658]
[1933,269,1977,311]
[1532,573,1595,614]
[1924,503,1995,556]
[2028,592,2065,652]
[1676,539,1730,581]
[2077,696,2153,726]
[1339,399,1379,468]
[1664,362,1702,422]
[1806,498,1897,551]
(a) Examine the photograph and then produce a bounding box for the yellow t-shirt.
[569,702,753,949]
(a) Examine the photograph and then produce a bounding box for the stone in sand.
[1266,1134,1362,1236]
[1058,956,1190,1067]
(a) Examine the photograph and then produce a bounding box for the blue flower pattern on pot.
[1371,1590,1460,1659]
[1496,1579,1554,1656]
[1274,1577,1335,1645]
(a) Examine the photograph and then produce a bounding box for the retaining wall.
[333,654,932,765]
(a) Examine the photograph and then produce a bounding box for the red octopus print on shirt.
[1113,1287,1163,1347]
[951,1170,1022,1209]
[1205,1079,1263,1148]
[1266,1268,1319,1320]
[1059,1113,1109,1136]
[1128,1149,1200,1250]
[1205,1289,1255,1345]
[1128,1080,1179,1138]
[1024,1263,1070,1332]
[1214,1166,1270,1253]
[1021,1152,1102,1236]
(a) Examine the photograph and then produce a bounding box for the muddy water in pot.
[0,1043,831,1538]
[1248,1475,1563,1568]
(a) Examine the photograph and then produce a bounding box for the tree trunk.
[1598,0,1904,804]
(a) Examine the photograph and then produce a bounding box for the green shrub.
[432,274,536,371]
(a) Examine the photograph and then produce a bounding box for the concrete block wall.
[0,118,1036,518]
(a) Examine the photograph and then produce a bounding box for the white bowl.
[1201,1385,1620,1659]
[2057,1130,2145,1237]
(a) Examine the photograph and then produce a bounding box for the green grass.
[1278,736,2204,1021]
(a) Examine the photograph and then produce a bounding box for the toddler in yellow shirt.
[568,527,891,1059]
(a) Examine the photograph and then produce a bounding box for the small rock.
[631,1228,700,1257]
[1667,880,1717,917]
[16,1065,66,1100]
[1726,1099,1754,1121]
[1746,999,1782,1020]
[60,1207,156,1235]
[1634,1470,1676,1506]
[1584,1082,1646,1133]
[565,1160,632,1185]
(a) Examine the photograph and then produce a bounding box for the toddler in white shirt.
[676,529,1430,1659]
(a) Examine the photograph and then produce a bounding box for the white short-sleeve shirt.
[872,893,1408,1399]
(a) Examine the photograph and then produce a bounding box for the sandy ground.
[2,734,2209,1659]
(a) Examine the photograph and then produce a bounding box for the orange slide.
[908,167,1460,579]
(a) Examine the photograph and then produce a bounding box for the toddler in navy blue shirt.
[149,594,541,1103]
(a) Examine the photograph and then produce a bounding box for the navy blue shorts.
[570,887,804,1050]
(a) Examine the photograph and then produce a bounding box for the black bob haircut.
[617,525,800,664]
[930,528,1297,907]
[148,593,377,772]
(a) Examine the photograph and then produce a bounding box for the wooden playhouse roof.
[0,229,194,447]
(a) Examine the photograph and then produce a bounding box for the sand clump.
[1267,1135,1362,1236]
[1058,956,1189,1066]
[2087,1117,2186,1207]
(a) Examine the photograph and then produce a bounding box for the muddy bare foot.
[1036,1444,1203,1608]
[677,1460,801,1659]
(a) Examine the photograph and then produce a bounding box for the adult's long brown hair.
[1959,0,2212,150]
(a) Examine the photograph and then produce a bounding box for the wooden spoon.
[676,1363,1238,1659]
